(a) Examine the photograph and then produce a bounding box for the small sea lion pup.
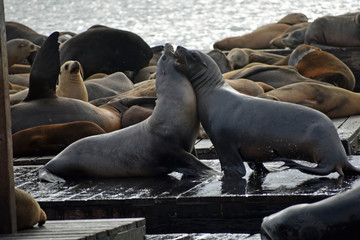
[288,44,355,91]
[15,188,47,230]
[261,185,360,240]
[173,45,360,177]
[38,43,215,183]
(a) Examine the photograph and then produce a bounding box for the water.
[4,0,359,51]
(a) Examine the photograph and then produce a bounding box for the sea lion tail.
[38,167,66,183]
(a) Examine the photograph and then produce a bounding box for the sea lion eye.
[65,64,69,70]
[162,55,167,61]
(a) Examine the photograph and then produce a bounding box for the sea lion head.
[174,46,221,82]
[157,43,176,73]
[59,60,84,80]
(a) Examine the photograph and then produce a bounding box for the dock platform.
[12,115,360,236]
[0,218,145,240]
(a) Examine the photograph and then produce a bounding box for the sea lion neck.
[190,66,225,93]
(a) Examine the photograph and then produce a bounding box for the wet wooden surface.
[0,218,145,240]
[12,115,360,235]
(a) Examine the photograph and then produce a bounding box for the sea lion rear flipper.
[24,31,60,101]
[38,167,66,183]
[279,158,336,176]
[172,151,218,177]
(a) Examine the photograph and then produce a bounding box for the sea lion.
[289,44,355,90]
[261,185,360,240]
[213,13,308,50]
[38,43,215,183]
[13,121,106,157]
[226,78,265,96]
[226,48,285,69]
[304,12,360,47]
[84,72,134,101]
[5,39,40,66]
[258,82,360,119]
[9,64,32,74]
[133,65,157,84]
[15,188,47,230]
[207,49,233,73]
[59,26,153,79]
[269,22,310,49]
[57,60,88,101]
[174,45,360,177]
[223,64,329,89]
[11,32,123,133]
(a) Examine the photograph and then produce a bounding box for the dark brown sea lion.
[38,43,216,183]
[269,22,310,49]
[261,185,360,240]
[59,26,153,79]
[289,44,355,90]
[213,13,308,50]
[12,121,106,157]
[174,45,360,177]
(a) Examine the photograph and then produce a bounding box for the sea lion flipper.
[38,167,66,183]
[24,31,60,101]
[173,151,218,177]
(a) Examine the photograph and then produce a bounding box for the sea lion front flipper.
[38,167,66,183]
[24,31,60,101]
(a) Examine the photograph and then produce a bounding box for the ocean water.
[3,0,358,50]
[4,0,358,50]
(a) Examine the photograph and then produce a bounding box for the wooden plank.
[337,115,360,155]
[0,218,145,240]
[0,0,17,234]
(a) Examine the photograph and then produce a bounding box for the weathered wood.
[0,0,17,234]
[0,218,146,240]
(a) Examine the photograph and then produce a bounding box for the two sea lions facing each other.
[173,45,360,177]
[38,43,217,183]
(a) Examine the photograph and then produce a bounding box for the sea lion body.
[213,13,308,50]
[289,44,355,90]
[38,43,214,182]
[15,188,47,230]
[13,121,105,157]
[261,186,360,240]
[6,39,40,66]
[305,12,360,47]
[174,45,360,177]
[258,82,360,119]
[59,26,153,79]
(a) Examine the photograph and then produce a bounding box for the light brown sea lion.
[305,12,360,47]
[11,32,123,133]
[222,63,329,88]
[174,45,360,177]
[9,64,32,74]
[5,38,40,66]
[226,48,286,69]
[57,60,88,101]
[213,13,308,50]
[289,44,355,90]
[258,82,360,119]
[38,43,216,183]
[12,121,106,157]
[85,72,108,80]
[15,188,47,230]
[226,78,265,96]
[133,65,157,83]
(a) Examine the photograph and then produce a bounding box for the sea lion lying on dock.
[173,45,360,177]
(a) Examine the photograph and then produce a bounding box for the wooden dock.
[0,218,145,240]
[11,115,360,236]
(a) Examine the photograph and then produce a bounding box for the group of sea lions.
[5,12,360,236]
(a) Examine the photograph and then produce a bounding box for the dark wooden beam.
[0,0,17,234]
